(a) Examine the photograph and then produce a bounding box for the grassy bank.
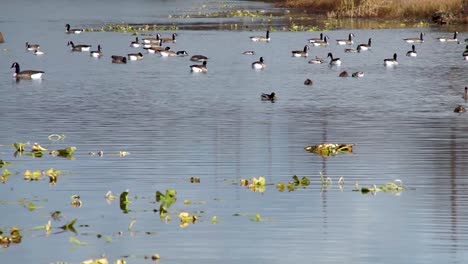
[272,0,466,22]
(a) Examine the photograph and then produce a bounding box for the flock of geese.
[9,25,468,108]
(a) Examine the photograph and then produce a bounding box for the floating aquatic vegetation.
[0,227,22,247]
[24,170,43,181]
[48,134,66,141]
[50,211,62,221]
[120,190,131,213]
[211,216,218,224]
[190,176,201,183]
[179,211,198,228]
[0,160,11,168]
[156,189,177,208]
[240,176,266,193]
[81,257,109,264]
[32,142,48,152]
[360,180,406,195]
[50,146,76,159]
[320,171,333,188]
[1,169,11,183]
[105,191,117,203]
[71,195,82,208]
[60,219,78,234]
[13,142,26,152]
[46,168,61,185]
[305,143,354,157]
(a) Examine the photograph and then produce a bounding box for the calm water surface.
[1,1,468,264]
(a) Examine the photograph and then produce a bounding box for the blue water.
[1,1,468,264]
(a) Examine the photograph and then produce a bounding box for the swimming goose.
[463,45,468,60]
[250,30,270,42]
[65,24,83,34]
[252,56,265,69]
[127,52,144,61]
[190,55,208,62]
[406,45,417,57]
[142,34,161,44]
[336,33,355,45]
[190,61,207,73]
[308,56,324,64]
[161,33,177,43]
[111,55,127,64]
[143,39,162,49]
[34,49,44,55]
[384,53,398,66]
[176,50,189,56]
[463,87,468,99]
[90,45,103,58]
[292,45,309,57]
[159,47,177,57]
[344,48,359,53]
[352,71,364,77]
[339,71,349,77]
[67,41,91,52]
[437,31,458,42]
[243,50,255,55]
[404,32,424,43]
[308,33,323,43]
[311,35,329,46]
[357,38,372,51]
[454,105,466,113]
[25,42,40,51]
[130,37,140,48]
[261,92,276,101]
[10,62,44,79]
[146,45,165,53]
[327,52,341,65]
[304,79,313,85]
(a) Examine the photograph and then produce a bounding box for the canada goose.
[250,30,270,42]
[176,50,189,56]
[90,45,103,58]
[25,42,40,51]
[142,34,161,44]
[127,52,144,61]
[65,24,83,34]
[308,33,323,43]
[111,55,127,64]
[463,45,468,60]
[34,49,44,55]
[404,32,424,43]
[243,50,255,55]
[161,33,177,43]
[352,71,364,77]
[336,33,355,45]
[261,92,276,101]
[159,47,177,57]
[190,55,208,62]
[327,52,341,65]
[252,56,265,69]
[146,45,164,53]
[10,62,44,79]
[130,37,140,48]
[292,45,309,57]
[437,31,458,42]
[308,56,324,64]
[311,35,329,46]
[190,61,207,73]
[406,45,417,57]
[143,39,162,49]
[357,38,372,51]
[344,48,358,53]
[454,105,466,113]
[67,41,91,52]
[304,79,313,85]
[339,71,349,77]
[384,53,398,66]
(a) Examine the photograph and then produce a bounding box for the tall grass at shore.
[276,0,464,18]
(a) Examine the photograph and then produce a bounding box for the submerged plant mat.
[305,143,354,156]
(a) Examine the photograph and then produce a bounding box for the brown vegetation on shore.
[274,0,466,22]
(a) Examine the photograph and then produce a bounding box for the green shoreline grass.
[268,0,467,23]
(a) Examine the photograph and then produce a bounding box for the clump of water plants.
[179,211,198,228]
[360,180,406,195]
[190,176,201,183]
[247,176,266,193]
[1,169,11,183]
[156,189,177,218]
[0,159,11,168]
[305,143,354,156]
[0,227,22,247]
[71,195,82,208]
[50,146,76,159]
[277,175,311,192]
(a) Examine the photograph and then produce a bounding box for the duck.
[384,53,398,66]
[25,42,40,51]
[159,47,177,57]
[292,45,309,57]
[252,56,265,69]
[310,35,329,46]
[190,61,207,73]
[250,30,270,42]
[261,92,276,101]
[406,45,417,57]
[352,71,364,78]
[243,50,255,55]
[130,37,140,48]
[142,34,161,44]
[463,45,468,60]
[327,52,341,65]
[111,55,127,64]
[404,32,424,43]
[190,55,208,62]
[308,56,324,64]
[304,79,313,85]
[10,62,44,80]
[65,24,83,34]
[357,38,372,51]
[67,41,91,52]
[34,49,44,56]
[308,33,323,43]
[437,31,458,42]
[454,105,466,113]
[339,71,349,77]
[336,33,355,45]
[90,45,103,58]
[176,50,189,56]
[161,33,177,43]
[127,52,144,61]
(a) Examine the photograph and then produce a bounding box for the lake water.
[1,1,468,264]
